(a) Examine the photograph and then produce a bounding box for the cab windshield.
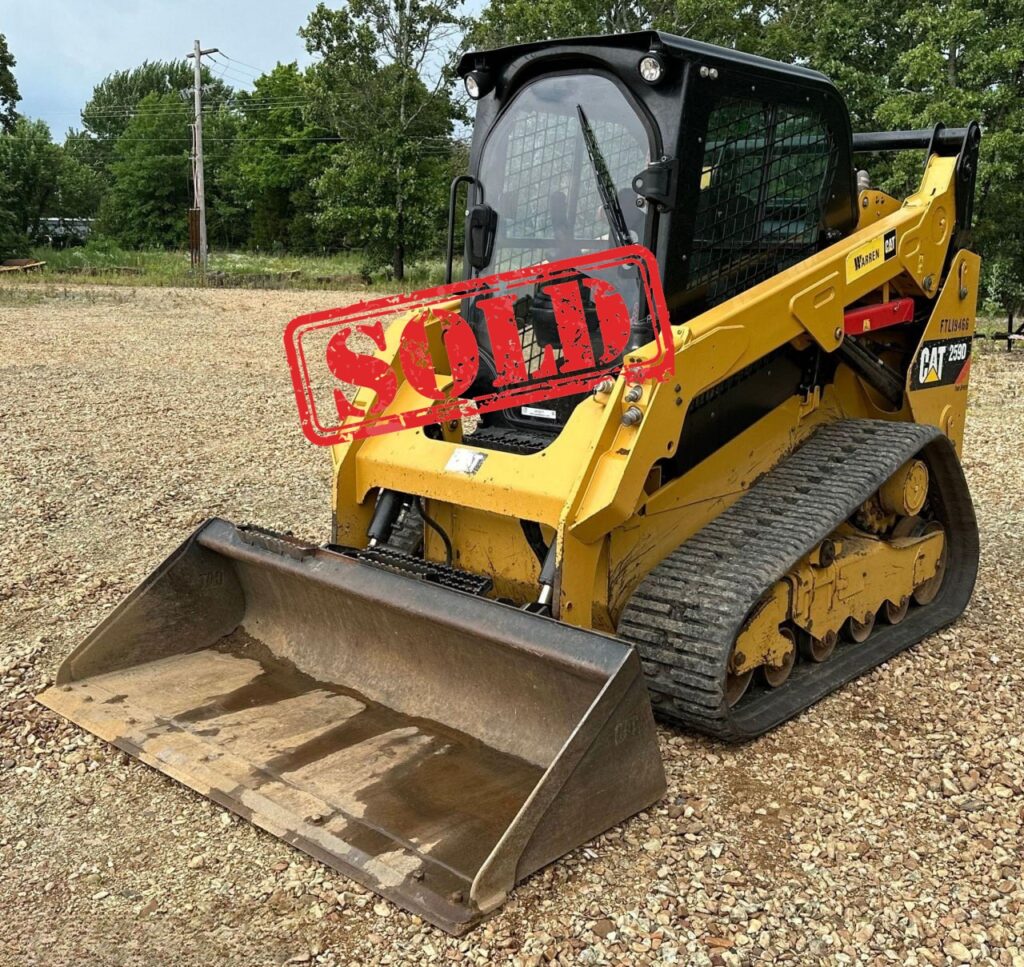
[476,73,651,274]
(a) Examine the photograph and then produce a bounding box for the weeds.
[19,242,448,292]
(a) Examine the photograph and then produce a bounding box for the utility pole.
[187,39,218,273]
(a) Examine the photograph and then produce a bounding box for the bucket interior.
[38,520,665,932]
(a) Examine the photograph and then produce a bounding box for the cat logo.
[883,229,897,258]
[921,350,943,383]
[911,337,972,390]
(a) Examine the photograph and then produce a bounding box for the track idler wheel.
[799,627,837,662]
[762,628,797,687]
[725,668,753,707]
[844,610,876,643]
[884,596,910,624]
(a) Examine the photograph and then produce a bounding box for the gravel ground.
[1,283,1023,967]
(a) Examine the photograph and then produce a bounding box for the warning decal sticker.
[910,337,973,391]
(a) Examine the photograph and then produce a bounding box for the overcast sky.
[3,1,318,138]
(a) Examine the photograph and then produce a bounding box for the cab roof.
[457,30,835,92]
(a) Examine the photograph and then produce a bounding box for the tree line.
[0,0,1021,304]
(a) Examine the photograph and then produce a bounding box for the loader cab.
[455,32,858,438]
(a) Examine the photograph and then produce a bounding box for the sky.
[2,1,317,138]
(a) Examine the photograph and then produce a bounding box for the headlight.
[464,70,493,99]
[638,54,665,84]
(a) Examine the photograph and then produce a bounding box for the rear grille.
[464,425,557,455]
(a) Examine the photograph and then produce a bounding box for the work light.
[639,54,665,84]
[464,70,493,99]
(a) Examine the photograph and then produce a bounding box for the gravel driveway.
[2,284,1022,966]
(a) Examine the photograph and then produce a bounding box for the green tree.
[758,0,911,125]
[466,0,903,117]
[94,83,246,250]
[755,0,1024,300]
[67,59,235,222]
[60,131,108,215]
[199,103,247,248]
[873,0,1024,277]
[467,0,777,56]
[0,33,19,134]
[97,92,192,247]
[468,0,663,47]
[0,33,21,254]
[53,149,106,219]
[0,118,62,240]
[982,255,1024,334]
[226,63,334,252]
[469,0,1022,296]
[80,60,231,145]
[301,0,467,278]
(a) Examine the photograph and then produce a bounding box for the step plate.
[347,545,493,596]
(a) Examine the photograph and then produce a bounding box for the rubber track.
[618,419,979,741]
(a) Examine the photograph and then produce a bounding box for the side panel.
[905,250,979,453]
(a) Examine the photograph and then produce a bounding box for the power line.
[210,65,254,86]
[50,86,466,123]
[61,97,316,123]
[218,52,269,77]
[28,134,460,144]
[70,100,314,121]
[207,55,259,87]
[40,91,323,115]
[210,96,313,106]
[207,61,233,85]
[5,129,465,152]
[45,95,313,122]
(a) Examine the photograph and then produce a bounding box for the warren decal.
[911,336,972,390]
[846,228,897,282]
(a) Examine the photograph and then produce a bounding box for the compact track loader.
[40,32,981,933]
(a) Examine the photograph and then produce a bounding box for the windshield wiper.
[576,104,632,249]
[576,104,652,350]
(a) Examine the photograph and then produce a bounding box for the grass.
[0,285,138,308]
[976,313,1018,339]
[11,241,448,292]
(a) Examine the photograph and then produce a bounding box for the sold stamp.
[284,244,672,446]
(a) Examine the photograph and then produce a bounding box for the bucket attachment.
[38,519,665,933]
